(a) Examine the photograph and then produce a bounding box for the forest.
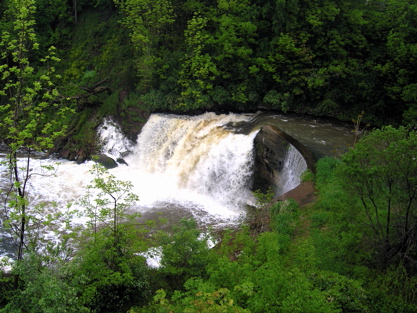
[0,0,416,312]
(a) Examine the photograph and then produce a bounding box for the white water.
[98,118,135,159]
[279,145,308,194]
[0,113,259,247]
[1,112,315,258]
[117,113,258,214]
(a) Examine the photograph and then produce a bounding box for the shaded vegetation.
[1,0,417,312]
[0,127,416,311]
[3,0,416,159]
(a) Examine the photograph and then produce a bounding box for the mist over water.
[110,113,259,221]
[0,113,261,250]
[0,112,353,257]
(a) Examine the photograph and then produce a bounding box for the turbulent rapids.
[0,112,323,256]
[108,113,260,221]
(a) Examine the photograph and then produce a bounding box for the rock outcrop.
[252,125,316,195]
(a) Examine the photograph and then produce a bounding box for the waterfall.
[1,113,259,224]
[279,145,308,194]
[0,112,353,258]
[114,113,259,217]
[0,113,260,256]
[98,118,135,159]
[0,114,311,230]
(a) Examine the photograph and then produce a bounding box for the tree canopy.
[338,126,417,272]
[2,0,415,127]
[1,1,417,312]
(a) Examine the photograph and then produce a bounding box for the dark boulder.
[94,154,118,169]
[252,125,315,194]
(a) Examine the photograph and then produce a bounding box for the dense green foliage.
[1,0,415,162]
[0,127,416,311]
[116,0,416,126]
[2,0,416,136]
[338,126,417,272]
[1,0,417,312]
[0,0,75,265]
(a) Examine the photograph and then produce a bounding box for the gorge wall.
[252,125,316,196]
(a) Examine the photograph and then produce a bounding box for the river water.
[0,112,355,257]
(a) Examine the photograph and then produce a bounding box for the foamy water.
[1,112,326,258]
[0,113,262,257]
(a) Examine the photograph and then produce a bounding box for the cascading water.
[0,113,260,257]
[279,145,308,194]
[98,118,135,159]
[111,113,259,220]
[1,111,338,258]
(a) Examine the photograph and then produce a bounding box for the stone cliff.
[252,125,316,195]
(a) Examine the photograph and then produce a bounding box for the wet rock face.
[252,125,315,194]
[59,149,88,164]
[253,126,289,193]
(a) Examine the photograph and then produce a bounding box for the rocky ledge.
[252,125,316,195]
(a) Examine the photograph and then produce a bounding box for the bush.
[158,218,214,292]
[71,228,151,313]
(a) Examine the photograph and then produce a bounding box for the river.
[0,111,355,257]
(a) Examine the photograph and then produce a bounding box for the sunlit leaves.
[114,0,175,92]
[0,0,74,263]
[178,0,258,108]
[78,163,140,238]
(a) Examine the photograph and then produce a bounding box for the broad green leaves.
[71,163,149,312]
[134,198,371,312]
[106,0,417,124]
[157,218,213,291]
[78,163,140,237]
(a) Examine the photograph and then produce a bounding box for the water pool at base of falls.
[0,112,354,257]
